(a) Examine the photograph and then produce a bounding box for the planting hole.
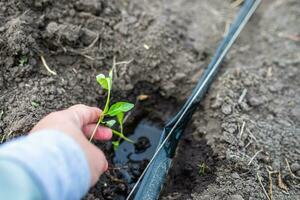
[114,119,162,164]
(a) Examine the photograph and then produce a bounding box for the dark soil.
[0,0,299,200]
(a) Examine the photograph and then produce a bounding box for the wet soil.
[0,0,299,199]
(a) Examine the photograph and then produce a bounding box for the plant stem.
[89,120,134,143]
[120,123,123,135]
[90,84,111,141]
[103,87,111,113]
[112,129,134,143]
[89,115,103,142]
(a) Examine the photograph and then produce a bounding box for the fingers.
[83,124,112,141]
[67,104,102,127]
[87,144,109,185]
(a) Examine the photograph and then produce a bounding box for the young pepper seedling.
[89,67,134,150]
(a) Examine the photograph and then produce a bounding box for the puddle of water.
[113,120,162,165]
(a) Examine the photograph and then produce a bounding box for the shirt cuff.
[0,130,91,200]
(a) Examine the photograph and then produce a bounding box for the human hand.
[31,104,112,186]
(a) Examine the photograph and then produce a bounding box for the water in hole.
[114,119,162,164]
[106,120,162,199]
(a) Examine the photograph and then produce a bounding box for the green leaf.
[19,56,28,66]
[107,102,134,117]
[112,129,134,143]
[105,119,116,128]
[96,74,111,90]
[112,141,120,151]
[31,101,40,108]
[116,113,124,126]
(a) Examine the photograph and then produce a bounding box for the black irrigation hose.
[127,0,262,199]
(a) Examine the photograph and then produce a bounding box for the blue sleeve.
[0,130,91,200]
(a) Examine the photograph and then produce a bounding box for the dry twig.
[285,158,300,180]
[257,172,271,200]
[278,171,288,191]
[238,89,247,104]
[231,0,244,8]
[1,130,13,143]
[40,55,57,75]
[266,167,277,200]
[239,121,246,139]
[248,149,263,166]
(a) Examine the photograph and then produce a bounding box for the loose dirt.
[0,0,299,199]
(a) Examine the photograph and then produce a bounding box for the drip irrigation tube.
[127,0,261,199]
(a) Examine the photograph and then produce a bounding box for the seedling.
[198,162,206,175]
[31,101,40,108]
[89,67,134,149]
[19,56,28,66]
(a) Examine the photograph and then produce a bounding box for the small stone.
[163,82,176,91]
[222,131,237,144]
[0,77,3,88]
[75,0,102,15]
[291,107,300,119]
[231,172,240,179]
[221,103,232,115]
[243,77,252,86]
[173,72,186,80]
[127,16,137,24]
[211,96,222,109]
[0,26,5,32]
[239,101,251,111]
[257,153,271,164]
[193,194,211,200]
[47,22,81,44]
[46,22,59,36]
[114,22,128,35]
[5,57,14,68]
[248,96,266,107]
[290,163,300,173]
[268,82,283,92]
[81,28,97,46]
[58,23,81,43]
[124,83,134,90]
[222,123,237,134]
[49,95,55,101]
[229,194,244,200]
[69,9,76,17]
